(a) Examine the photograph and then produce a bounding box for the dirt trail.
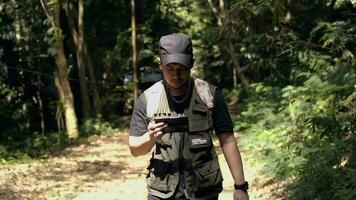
[0,132,276,200]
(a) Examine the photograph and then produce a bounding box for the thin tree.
[76,0,91,121]
[66,1,102,119]
[131,0,138,103]
[40,0,79,139]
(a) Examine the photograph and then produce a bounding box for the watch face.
[234,181,249,191]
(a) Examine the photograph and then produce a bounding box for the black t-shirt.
[129,83,234,136]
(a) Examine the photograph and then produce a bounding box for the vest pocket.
[190,103,209,120]
[146,171,171,193]
[146,159,179,193]
[146,168,173,193]
[189,101,213,132]
[192,157,223,196]
[189,119,210,132]
[188,132,213,167]
[187,132,223,197]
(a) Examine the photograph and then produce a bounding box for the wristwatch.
[234,181,249,192]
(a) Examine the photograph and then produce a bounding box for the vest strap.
[193,78,214,108]
[144,81,164,118]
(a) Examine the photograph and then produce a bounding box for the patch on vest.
[191,138,208,146]
[189,136,211,149]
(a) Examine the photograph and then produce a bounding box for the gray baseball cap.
[159,33,193,67]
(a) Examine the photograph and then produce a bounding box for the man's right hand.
[129,122,167,157]
[147,122,167,141]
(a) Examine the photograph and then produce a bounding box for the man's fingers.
[148,122,165,131]
[154,131,163,138]
[148,122,167,141]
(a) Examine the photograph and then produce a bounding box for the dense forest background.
[0,0,355,199]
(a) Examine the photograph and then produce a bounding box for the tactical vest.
[144,78,223,200]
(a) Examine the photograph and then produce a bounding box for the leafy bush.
[230,1,356,199]
[236,58,355,199]
[81,119,120,135]
[0,130,70,163]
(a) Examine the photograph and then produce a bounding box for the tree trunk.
[53,2,79,139]
[76,0,91,121]
[41,0,79,138]
[207,0,250,93]
[227,42,250,92]
[131,0,138,103]
[53,65,79,139]
[36,65,45,136]
[66,1,101,119]
[233,64,238,88]
[83,43,102,118]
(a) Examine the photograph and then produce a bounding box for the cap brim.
[160,53,192,67]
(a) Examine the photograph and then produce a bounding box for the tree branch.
[39,0,55,28]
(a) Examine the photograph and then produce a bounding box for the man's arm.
[128,94,166,157]
[218,132,249,200]
[218,132,245,183]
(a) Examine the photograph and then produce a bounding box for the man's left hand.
[233,190,249,200]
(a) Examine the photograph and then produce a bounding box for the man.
[129,33,249,200]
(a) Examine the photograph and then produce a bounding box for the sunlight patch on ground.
[72,179,148,200]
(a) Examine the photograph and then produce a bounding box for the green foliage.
[81,119,119,135]
[44,26,64,55]
[1,0,355,199]
[229,0,356,199]
[0,130,70,163]
[0,83,26,141]
[311,20,356,54]
[81,115,131,136]
[237,63,355,198]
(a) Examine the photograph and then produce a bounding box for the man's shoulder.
[143,80,164,95]
[136,92,147,109]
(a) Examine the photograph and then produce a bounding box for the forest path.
[0,131,280,200]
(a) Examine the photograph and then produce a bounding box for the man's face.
[161,63,191,89]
